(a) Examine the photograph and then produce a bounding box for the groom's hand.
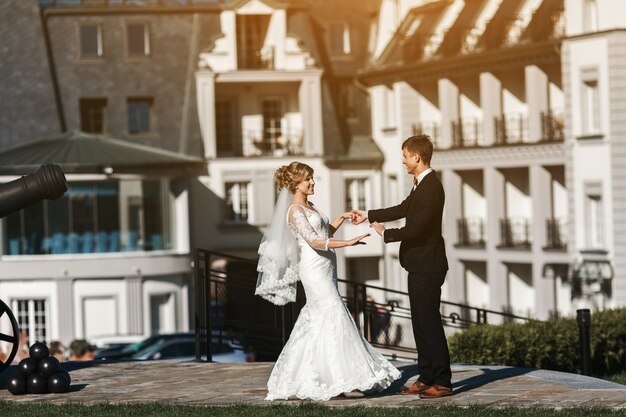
[351,210,368,225]
[370,221,385,236]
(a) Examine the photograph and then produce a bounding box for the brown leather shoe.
[419,384,453,399]
[400,381,431,395]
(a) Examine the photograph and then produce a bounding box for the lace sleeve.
[287,205,330,251]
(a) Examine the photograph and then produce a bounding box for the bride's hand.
[348,233,370,246]
[341,211,355,221]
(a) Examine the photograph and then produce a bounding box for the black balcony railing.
[457,217,486,247]
[194,249,530,362]
[452,118,482,148]
[240,128,304,157]
[546,218,567,250]
[412,122,441,148]
[541,110,565,142]
[499,218,531,248]
[494,113,528,145]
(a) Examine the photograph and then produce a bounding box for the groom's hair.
[402,135,433,165]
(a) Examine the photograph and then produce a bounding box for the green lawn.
[0,403,624,417]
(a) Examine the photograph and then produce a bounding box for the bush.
[448,308,626,375]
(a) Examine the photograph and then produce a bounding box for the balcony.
[494,113,529,145]
[412,121,441,148]
[456,217,486,247]
[540,110,564,142]
[240,127,304,157]
[499,218,531,249]
[545,218,567,250]
[452,118,482,148]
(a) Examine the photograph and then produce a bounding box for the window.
[79,24,102,58]
[583,0,598,32]
[345,178,368,211]
[2,179,173,255]
[236,14,272,69]
[225,182,250,223]
[80,98,107,133]
[586,193,603,248]
[12,299,48,343]
[127,98,153,134]
[216,100,235,155]
[382,87,396,128]
[582,79,600,135]
[329,22,351,55]
[127,23,150,56]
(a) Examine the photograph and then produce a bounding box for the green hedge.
[448,308,626,375]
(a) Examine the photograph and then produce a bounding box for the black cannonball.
[58,369,71,386]
[38,356,61,378]
[47,372,70,394]
[7,375,26,395]
[29,342,49,361]
[18,358,39,377]
[26,373,48,394]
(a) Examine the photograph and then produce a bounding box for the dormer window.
[329,22,351,56]
[236,14,272,69]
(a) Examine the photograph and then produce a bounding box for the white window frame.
[224,181,251,223]
[79,23,103,58]
[11,299,49,343]
[584,182,604,249]
[345,178,370,211]
[126,22,150,57]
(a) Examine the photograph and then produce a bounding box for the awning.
[0,130,206,175]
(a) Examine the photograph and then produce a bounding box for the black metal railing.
[412,122,441,148]
[494,113,528,145]
[546,218,567,250]
[541,110,565,142]
[239,126,304,157]
[452,118,482,148]
[194,249,530,362]
[499,218,531,248]
[457,217,486,247]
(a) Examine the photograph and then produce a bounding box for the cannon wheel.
[0,299,19,373]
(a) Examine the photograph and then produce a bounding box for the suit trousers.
[408,271,452,388]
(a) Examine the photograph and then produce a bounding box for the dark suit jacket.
[368,171,448,273]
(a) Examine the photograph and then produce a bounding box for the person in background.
[49,340,67,362]
[69,339,95,361]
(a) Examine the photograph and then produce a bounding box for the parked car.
[95,332,194,360]
[131,337,247,363]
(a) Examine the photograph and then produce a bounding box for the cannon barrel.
[0,164,68,219]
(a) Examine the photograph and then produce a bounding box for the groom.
[352,134,452,398]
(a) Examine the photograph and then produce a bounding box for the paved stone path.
[0,361,625,409]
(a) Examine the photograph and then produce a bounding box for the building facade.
[361,0,625,319]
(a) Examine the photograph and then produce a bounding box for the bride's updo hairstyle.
[275,161,314,192]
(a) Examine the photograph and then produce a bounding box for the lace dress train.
[265,204,401,401]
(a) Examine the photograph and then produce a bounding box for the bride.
[255,161,400,401]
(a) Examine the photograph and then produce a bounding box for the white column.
[443,169,464,302]
[525,65,549,142]
[530,164,554,319]
[56,278,74,345]
[195,70,216,159]
[480,72,502,146]
[438,78,459,149]
[299,72,324,156]
[126,275,143,335]
[485,167,507,314]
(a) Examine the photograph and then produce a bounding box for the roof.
[325,135,384,166]
[0,130,205,175]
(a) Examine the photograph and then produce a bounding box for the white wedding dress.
[265,204,401,401]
